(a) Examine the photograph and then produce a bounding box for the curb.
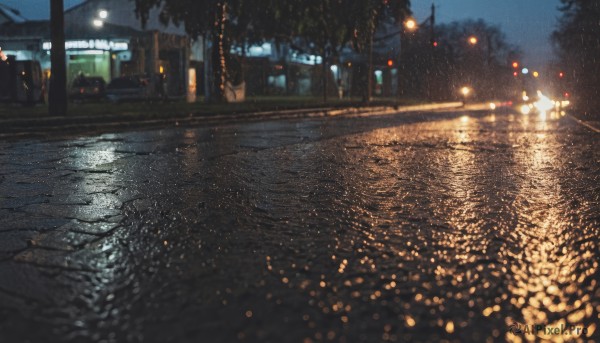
[0,102,465,139]
[568,115,600,133]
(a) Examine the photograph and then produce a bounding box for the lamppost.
[466,33,496,99]
[467,34,494,65]
[368,4,434,102]
[397,3,436,100]
[397,18,418,98]
[460,86,471,106]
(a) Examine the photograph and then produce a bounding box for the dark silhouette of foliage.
[134,0,410,102]
[553,0,600,115]
[400,19,520,101]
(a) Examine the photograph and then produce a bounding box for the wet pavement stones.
[0,110,599,342]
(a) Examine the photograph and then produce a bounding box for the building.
[1,1,400,100]
[0,0,199,96]
[0,4,25,25]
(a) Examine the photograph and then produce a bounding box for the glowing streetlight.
[520,104,532,115]
[522,68,529,75]
[468,36,478,45]
[93,19,103,27]
[460,86,472,106]
[404,18,417,31]
[532,71,539,78]
[98,10,108,19]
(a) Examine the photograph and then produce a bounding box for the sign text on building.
[42,40,129,51]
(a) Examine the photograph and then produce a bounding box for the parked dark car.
[0,56,44,105]
[70,76,106,102]
[105,75,151,103]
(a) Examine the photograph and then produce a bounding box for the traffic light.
[513,71,518,77]
[430,39,438,47]
[512,61,519,69]
[559,72,564,78]
[387,59,394,67]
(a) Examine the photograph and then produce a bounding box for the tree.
[552,0,600,116]
[399,19,519,101]
[134,0,410,102]
[263,0,410,101]
[135,0,244,102]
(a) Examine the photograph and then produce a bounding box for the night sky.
[2,0,561,68]
[411,0,562,68]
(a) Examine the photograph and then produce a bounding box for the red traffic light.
[513,71,518,77]
[433,41,438,47]
[387,59,394,67]
[559,72,564,78]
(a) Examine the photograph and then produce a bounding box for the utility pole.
[428,3,436,100]
[367,31,373,103]
[430,4,435,44]
[49,0,67,116]
[397,28,404,99]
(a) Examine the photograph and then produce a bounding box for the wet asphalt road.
[0,109,599,343]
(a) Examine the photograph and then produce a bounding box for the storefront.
[0,21,189,95]
[41,37,131,83]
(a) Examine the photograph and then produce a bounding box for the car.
[70,76,106,102]
[105,75,152,103]
[0,57,45,105]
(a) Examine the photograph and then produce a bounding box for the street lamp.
[396,17,423,99]
[404,18,417,32]
[468,36,478,45]
[460,86,472,106]
[93,10,108,28]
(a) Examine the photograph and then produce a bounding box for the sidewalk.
[0,96,409,119]
[0,96,463,138]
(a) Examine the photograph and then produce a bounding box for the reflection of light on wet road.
[2,108,598,342]
[345,111,598,341]
[505,116,597,341]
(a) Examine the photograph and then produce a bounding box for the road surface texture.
[0,109,598,342]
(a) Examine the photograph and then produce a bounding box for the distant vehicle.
[106,74,168,102]
[105,74,170,103]
[0,56,44,105]
[105,75,152,103]
[70,76,106,102]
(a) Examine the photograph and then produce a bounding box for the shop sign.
[42,39,129,51]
